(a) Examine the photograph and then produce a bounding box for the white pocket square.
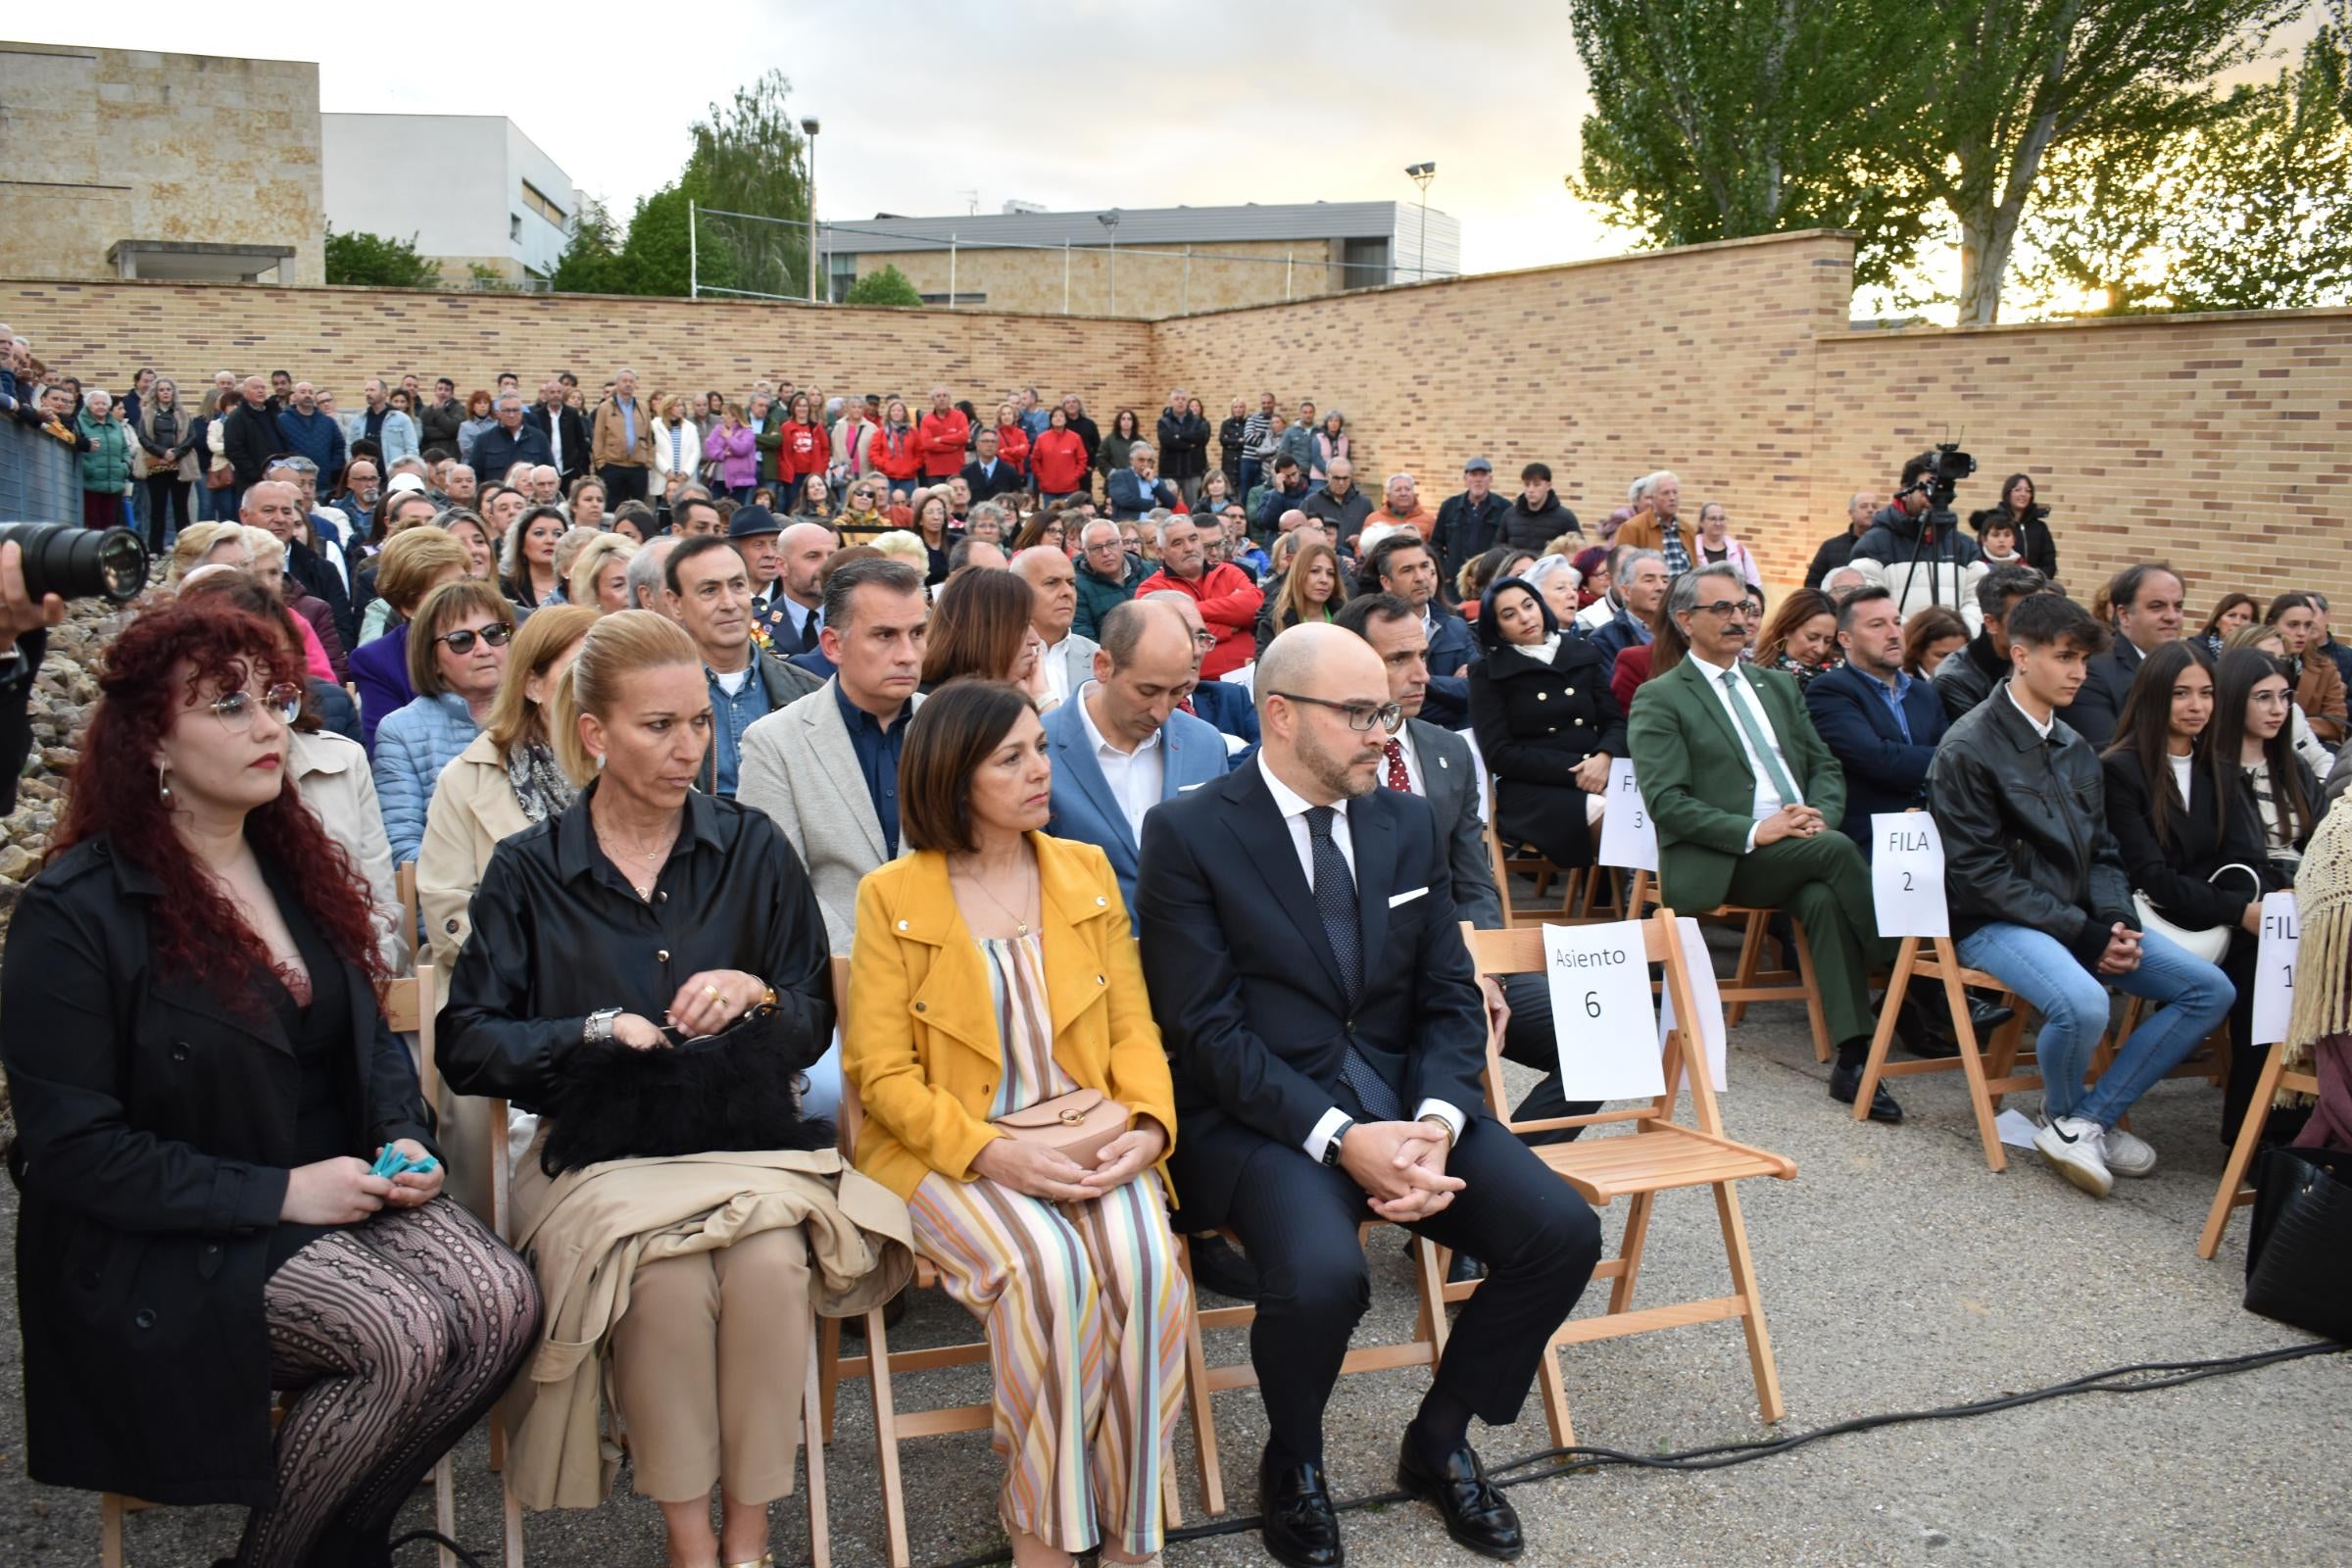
[1388,886,1430,908]
[1178,781,1205,792]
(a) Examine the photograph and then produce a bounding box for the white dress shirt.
[1254,755,1465,1160]
[2006,681,2055,740]
[1042,635,1076,707]
[1688,650,1798,851]
[1077,683,1165,845]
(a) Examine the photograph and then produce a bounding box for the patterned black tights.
[236,1200,539,1568]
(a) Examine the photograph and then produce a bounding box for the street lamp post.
[1097,210,1120,314]
[802,116,822,302]
[1404,163,1436,282]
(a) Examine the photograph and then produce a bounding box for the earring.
[156,762,172,806]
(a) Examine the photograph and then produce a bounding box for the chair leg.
[1727,910,1767,1027]
[817,1313,842,1442]
[1940,960,2010,1174]
[1536,1338,1577,1449]
[803,1327,831,1568]
[1177,1240,1227,1517]
[101,1494,125,1568]
[1410,1234,1451,1359]
[487,1406,507,1473]
[1712,1180,1786,1425]
[1790,919,1833,1064]
[864,1301,912,1568]
[1852,939,1914,1127]
[501,1476,524,1568]
[433,1454,457,1568]
[2200,1041,2287,1259]
[1607,1190,1656,1315]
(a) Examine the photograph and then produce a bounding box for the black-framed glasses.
[1273,691,1404,734]
[434,622,514,655]
[210,683,303,732]
[1692,599,1752,620]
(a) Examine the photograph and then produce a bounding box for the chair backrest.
[1459,911,1729,1140]
[829,955,866,1156]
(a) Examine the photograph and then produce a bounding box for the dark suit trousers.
[1497,974,1598,1143]
[599,463,649,508]
[1723,833,1892,1047]
[1221,1116,1600,1469]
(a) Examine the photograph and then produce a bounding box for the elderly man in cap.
[1435,456,1509,602]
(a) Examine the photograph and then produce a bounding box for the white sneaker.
[2102,1125,2157,1178]
[2034,1115,2114,1198]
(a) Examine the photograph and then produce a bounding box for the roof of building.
[825,200,1445,253]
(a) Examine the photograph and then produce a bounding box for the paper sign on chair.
[1543,918,1663,1100]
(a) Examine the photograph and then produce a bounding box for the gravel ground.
[4,926,2346,1567]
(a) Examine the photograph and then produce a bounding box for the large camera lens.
[0,522,149,604]
[1934,448,1977,484]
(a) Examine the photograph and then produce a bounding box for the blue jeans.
[1954,921,2234,1127]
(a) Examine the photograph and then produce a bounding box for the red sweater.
[778,420,826,484]
[1029,428,1090,493]
[1134,563,1265,679]
[917,409,970,477]
[993,422,1031,477]
[872,423,923,481]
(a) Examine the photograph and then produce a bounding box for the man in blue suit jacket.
[1363,532,1474,728]
[1106,444,1184,519]
[1802,586,1949,852]
[1043,600,1229,917]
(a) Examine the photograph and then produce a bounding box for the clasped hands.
[1339,1119,1464,1223]
[973,1118,1169,1203]
[1754,803,1827,846]
[610,968,768,1048]
[2094,921,2143,976]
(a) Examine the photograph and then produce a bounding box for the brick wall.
[9,231,2349,612]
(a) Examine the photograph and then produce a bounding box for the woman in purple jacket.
[707,401,760,503]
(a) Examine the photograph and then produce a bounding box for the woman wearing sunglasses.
[372,581,515,866]
[0,599,539,1568]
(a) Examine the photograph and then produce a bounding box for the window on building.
[917,291,987,307]
[828,252,859,303]
[519,180,567,228]
[1341,237,1392,289]
[510,214,522,241]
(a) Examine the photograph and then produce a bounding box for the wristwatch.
[1322,1116,1355,1167]
[583,1006,622,1045]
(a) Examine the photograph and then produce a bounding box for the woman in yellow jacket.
[846,679,1188,1568]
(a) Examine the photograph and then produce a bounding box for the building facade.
[0,42,322,285]
[321,115,575,285]
[822,200,1462,318]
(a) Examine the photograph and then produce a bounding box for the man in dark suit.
[2056,563,2183,748]
[957,428,1026,505]
[1626,562,1902,1121]
[1362,531,1474,729]
[469,392,556,491]
[1138,622,1599,1568]
[524,380,591,489]
[1803,587,1949,851]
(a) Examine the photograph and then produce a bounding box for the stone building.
[0,42,324,285]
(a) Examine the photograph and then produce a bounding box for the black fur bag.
[538,1010,837,1177]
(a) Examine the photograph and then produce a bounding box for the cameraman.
[0,540,69,814]
[1851,452,1984,635]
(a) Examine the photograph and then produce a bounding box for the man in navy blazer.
[1803,586,1949,852]
[1106,443,1184,519]
[1363,532,1474,728]
[1137,623,1599,1568]
[1043,601,1229,917]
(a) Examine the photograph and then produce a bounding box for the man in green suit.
[1625,563,1903,1121]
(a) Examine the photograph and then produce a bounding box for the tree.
[323,223,438,289]
[1569,0,1942,293]
[1902,0,2304,324]
[551,193,628,295]
[682,69,811,300]
[844,265,923,308]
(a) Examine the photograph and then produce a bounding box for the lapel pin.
[1439,756,1449,768]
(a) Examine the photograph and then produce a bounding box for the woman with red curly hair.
[0,599,538,1568]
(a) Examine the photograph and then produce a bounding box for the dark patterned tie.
[1305,806,1402,1121]
[1383,738,1411,793]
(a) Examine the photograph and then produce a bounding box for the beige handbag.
[990,1088,1129,1171]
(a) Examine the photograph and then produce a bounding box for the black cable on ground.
[919,1339,2344,1567]
[391,1526,487,1567]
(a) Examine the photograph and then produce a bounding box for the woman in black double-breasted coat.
[1468,575,1628,870]
[0,600,536,1568]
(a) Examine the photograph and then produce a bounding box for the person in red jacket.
[992,399,1031,481]
[776,392,827,490]
[872,396,924,497]
[1030,406,1091,502]
[916,386,969,480]
[1135,513,1265,680]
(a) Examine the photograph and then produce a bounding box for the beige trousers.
[608,1225,812,1504]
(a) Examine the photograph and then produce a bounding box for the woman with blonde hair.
[653,393,703,501]
[443,610,906,1568]
[846,680,1184,1568]
[166,519,256,586]
[869,529,935,580]
[568,532,639,612]
[1254,536,1347,656]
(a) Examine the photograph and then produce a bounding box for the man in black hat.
[1434,456,1509,602]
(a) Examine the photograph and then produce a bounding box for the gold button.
[1096,896,1107,906]
[915,1001,927,1012]
[1097,974,1106,985]
[657,950,670,962]
[897,919,909,931]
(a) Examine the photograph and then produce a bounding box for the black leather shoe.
[1187,1234,1260,1301]
[1260,1451,1343,1567]
[838,1286,909,1339]
[1446,1252,1488,1285]
[1829,1060,1903,1124]
[1967,995,2016,1034]
[1892,998,1959,1059]
[1396,1437,1524,1560]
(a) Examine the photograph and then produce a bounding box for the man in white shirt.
[1011,545,1098,708]
[1626,562,1900,1121]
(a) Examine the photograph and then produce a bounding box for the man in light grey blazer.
[738,557,930,1115]
[1013,545,1101,710]
[1042,599,1230,918]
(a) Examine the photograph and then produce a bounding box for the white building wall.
[505,121,575,278]
[323,114,575,279]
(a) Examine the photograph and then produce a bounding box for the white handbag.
[2132,862,2260,965]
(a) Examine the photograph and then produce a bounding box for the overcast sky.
[19,3,1621,275]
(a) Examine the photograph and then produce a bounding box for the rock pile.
[0,598,132,927]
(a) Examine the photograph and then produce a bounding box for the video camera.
[1895,440,1977,512]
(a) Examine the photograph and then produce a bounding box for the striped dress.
[906,934,1190,1557]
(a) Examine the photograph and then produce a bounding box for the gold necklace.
[952,855,1037,938]
[595,812,679,899]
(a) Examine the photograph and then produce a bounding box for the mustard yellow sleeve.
[844,872,1001,1182]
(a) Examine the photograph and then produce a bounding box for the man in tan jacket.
[590,365,658,509]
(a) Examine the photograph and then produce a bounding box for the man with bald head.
[1140,587,1258,755]
[1043,598,1226,918]
[752,516,832,654]
[1137,623,1600,1568]
[1011,544,1098,706]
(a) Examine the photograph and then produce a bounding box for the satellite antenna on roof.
[960,190,979,216]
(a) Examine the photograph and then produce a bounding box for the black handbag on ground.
[538,1008,835,1177]
[2242,1144,2352,1344]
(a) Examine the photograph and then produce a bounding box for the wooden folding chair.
[2198,1042,2324,1258]
[1451,915,1797,1446]
[1180,1221,1450,1516]
[1850,936,2037,1172]
[1485,816,1608,927]
[814,957,1178,1565]
[1617,871,1834,1063]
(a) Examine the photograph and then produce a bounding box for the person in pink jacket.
[708,402,760,502]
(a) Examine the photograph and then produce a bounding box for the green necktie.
[1721,668,1802,808]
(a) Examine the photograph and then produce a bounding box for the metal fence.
[0,415,80,527]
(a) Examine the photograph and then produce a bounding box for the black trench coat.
[0,834,435,1506]
[1469,635,1629,869]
